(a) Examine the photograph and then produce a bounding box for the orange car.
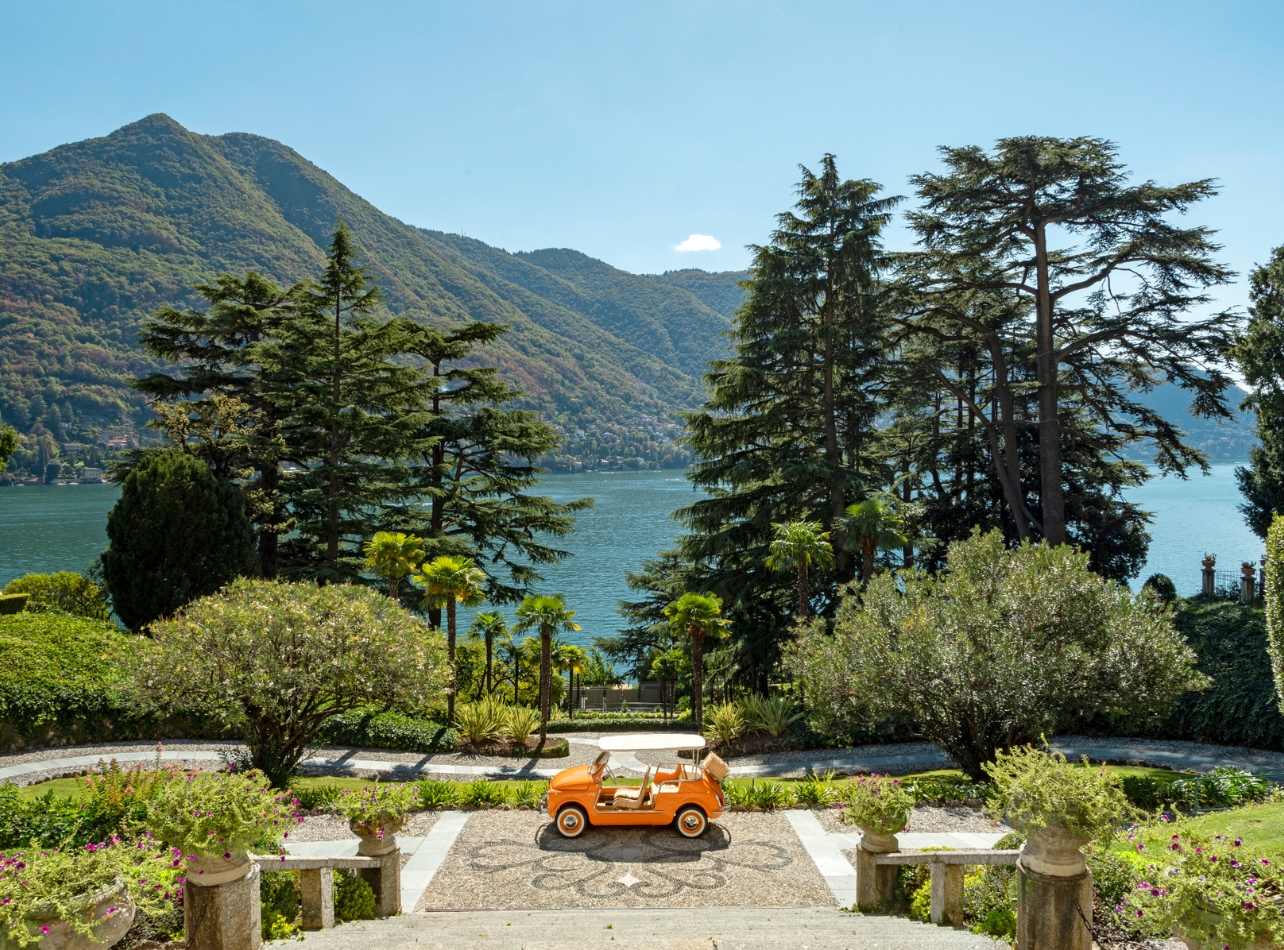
[545,734,730,839]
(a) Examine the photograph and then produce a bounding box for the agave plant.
[703,701,745,745]
[505,705,541,745]
[510,781,548,809]
[456,697,507,745]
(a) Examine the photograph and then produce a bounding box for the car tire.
[675,806,707,838]
[555,804,589,838]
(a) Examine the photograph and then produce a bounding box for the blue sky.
[1,0,1281,305]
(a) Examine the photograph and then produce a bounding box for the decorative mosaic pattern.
[416,811,835,909]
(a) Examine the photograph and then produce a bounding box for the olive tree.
[790,529,1207,779]
[139,578,447,786]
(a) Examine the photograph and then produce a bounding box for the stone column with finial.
[1202,554,1216,597]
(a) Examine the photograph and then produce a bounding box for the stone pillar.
[929,862,964,927]
[353,826,402,918]
[184,863,261,950]
[1202,558,1216,597]
[1016,825,1092,950]
[299,867,334,930]
[1241,562,1257,605]
[854,831,898,912]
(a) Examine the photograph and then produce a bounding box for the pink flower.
[39,926,49,935]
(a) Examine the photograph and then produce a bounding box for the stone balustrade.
[874,849,1020,926]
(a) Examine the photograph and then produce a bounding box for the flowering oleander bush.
[984,746,1134,842]
[0,837,179,948]
[138,579,448,787]
[1121,830,1283,950]
[147,769,300,858]
[331,784,419,835]
[840,774,914,836]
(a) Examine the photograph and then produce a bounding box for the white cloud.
[675,233,721,252]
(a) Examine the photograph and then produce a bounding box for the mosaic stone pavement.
[415,810,833,910]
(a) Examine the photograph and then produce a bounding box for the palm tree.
[663,592,729,733]
[496,629,521,704]
[466,611,508,696]
[766,521,835,619]
[361,531,425,600]
[513,594,580,744]
[413,555,486,721]
[841,497,907,585]
[554,643,588,719]
[649,648,686,720]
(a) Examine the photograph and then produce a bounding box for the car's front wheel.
[675,806,707,838]
[555,804,589,838]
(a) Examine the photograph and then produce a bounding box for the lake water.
[0,464,1265,647]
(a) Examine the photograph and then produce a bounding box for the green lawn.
[1180,801,1284,853]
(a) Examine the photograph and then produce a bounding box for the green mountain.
[0,114,745,455]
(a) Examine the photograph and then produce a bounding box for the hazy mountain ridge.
[0,114,743,444]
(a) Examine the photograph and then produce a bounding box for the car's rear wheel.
[675,806,707,838]
[555,804,589,838]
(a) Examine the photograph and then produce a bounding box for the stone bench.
[872,849,1020,926]
[251,850,400,932]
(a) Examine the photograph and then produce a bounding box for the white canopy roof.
[598,733,707,752]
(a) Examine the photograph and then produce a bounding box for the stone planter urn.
[1013,822,1093,950]
[349,816,405,857]
[12,878,135,950]
[186,851,252,886]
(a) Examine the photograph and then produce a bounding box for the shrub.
[102,451,256,630]
[458,779,507,809]
[703,702,744,745]
[0,595,28,616]
[792,529,1208,779]
[148,769,299,857]
[76,760,182,841]
[510,781,547,809]
[740,696,801,737]
[0,786,92,850]
[903,776,988,806]
[1266,513,1284,713]
[289,782,342,811]
[333,869,375,922]
[840,775,914,836]
[1170,767,1272,809]
[314,709,457,754]
[2,573,109,620]
[139,579,448,787]
[0,613,137,749]
[456,698,507,745]
[1142,573,1178,602]
[1144,600,1284,750]
[260,869,301,941]
[417,780,459,810]
[0,838,180,949]
[1123,830,1282,950]
[983,746,1134,842]
[504,706,540,745]
[724,780,793,810]
[331,783,419,829]
[794,770,837,805]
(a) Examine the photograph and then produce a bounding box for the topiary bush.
[315,709,457,754]
[3,572,108,620]
[0,594,28,616]
[333,870,375,922]
[1142,573,1178,602]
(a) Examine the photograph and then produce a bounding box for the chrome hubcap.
[683,815,700,830]
[563,813,579,829]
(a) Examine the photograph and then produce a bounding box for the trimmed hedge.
[0,594,28,616]
[1138,599,1284,751]
[314,709,459,753]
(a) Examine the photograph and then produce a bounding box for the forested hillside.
[0,114,744,467]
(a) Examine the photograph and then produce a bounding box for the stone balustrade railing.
[873,849,1019,926]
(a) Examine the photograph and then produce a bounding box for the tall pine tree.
[677,156,897,679]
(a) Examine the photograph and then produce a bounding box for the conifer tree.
[134,273,292,576]
[397,322,590,617]
[678,156,896,669]
[268,224,434,582]
[1231,245,1284,538]
[905,136,1237,545]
